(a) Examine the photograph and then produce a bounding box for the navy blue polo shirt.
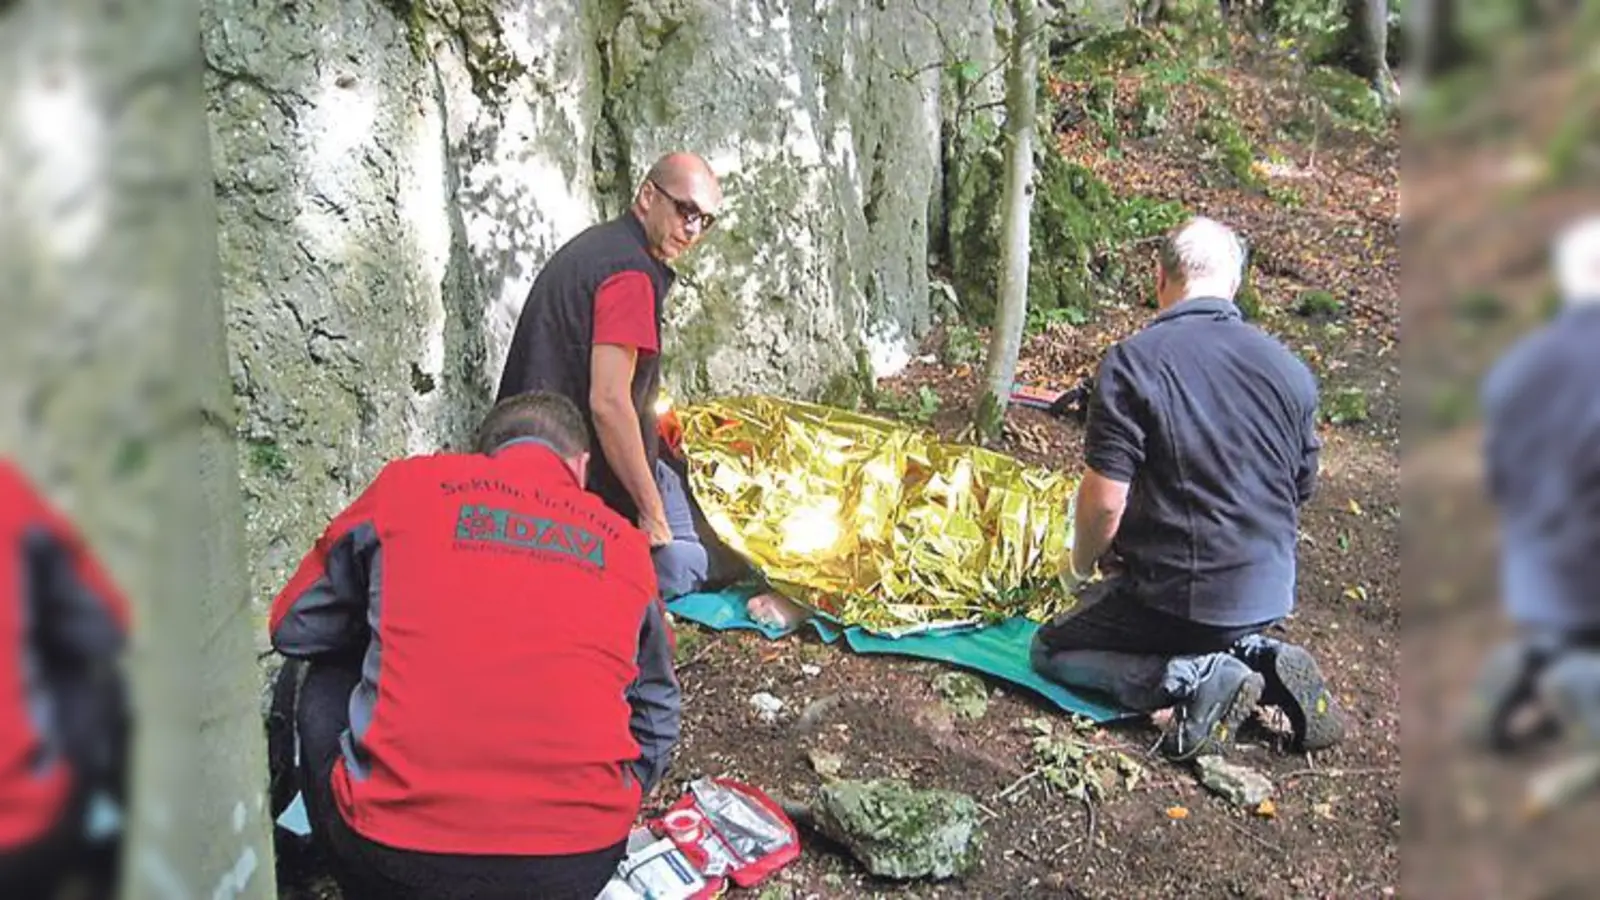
[1086,297,1321,626]
[1480,302,1600,631]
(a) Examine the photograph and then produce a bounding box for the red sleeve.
[1,462,132,633]
[592,270,659,356]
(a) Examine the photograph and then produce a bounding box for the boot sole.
[1273,645,1345,752]
[1165,672,1265,762]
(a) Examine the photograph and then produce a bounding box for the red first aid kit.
[645,777,801,896]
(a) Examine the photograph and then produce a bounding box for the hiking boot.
[1537,650,1600,748]
[1160,654,1264,761]
[1233,635,1346,752]
[1460,639,1554,752]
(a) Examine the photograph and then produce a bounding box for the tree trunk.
[1346,0,1400,105]
[976,0,1039,443]
[1405,0,1469,87]
[0,2,278,897]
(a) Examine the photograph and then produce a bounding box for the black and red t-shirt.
[495,214,675,525]
[593,269,660,357]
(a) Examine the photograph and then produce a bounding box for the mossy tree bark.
[976,0,1039,445]
[1345,0,1399,105]
[0,1,276,896]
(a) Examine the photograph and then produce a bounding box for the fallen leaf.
[1348,499,1364,516]
[1255,799,1277,818]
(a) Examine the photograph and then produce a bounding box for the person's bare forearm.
[1072,508,1117,578]
[1071,476,1127,578]
[593,396,665,521]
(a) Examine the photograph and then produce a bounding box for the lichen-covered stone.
[1195,755,1275,807]
[934,671,990,721]
[812,778,983,880]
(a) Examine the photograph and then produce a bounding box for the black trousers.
[1036,578,1270,656]
[1030,578,1276,711]
[295,657,627,900]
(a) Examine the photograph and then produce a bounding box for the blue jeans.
[1029,577,1275,711]
[651,459,707,599]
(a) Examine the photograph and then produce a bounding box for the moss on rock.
[812,779,984,881]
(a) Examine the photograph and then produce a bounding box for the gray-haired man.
[1465,215,1600,752]
[1031,216,1345,760]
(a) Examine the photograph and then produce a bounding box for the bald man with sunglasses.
[496,152,725,599]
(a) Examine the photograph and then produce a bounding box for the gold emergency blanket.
[677,395,1079,633]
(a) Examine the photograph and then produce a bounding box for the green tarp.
[666,588,1134,724]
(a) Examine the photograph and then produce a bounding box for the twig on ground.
[1216,812,1284,856]
[1280,766,1399,781]
[675,641,721,672]
[997,768,1042,802]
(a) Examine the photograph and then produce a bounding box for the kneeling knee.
[653,541,709,599]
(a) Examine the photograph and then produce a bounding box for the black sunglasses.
[650,180,718,232]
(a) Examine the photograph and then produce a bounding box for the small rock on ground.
[1195,755,1274,807]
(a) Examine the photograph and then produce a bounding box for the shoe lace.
[1156,705,1189,757]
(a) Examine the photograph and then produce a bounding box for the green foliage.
[1195,108,1263,189]
[1323,387,1370,425]
[1304,67,1389,135]
[1543,85,1600,186]
[1132,82,1171,137]
[1235,274,1263,321]
[1267,183,1305,208]
[1025,304,1090,335]
[1294,289,1344,318]
[941,324,985,367]
[1027,151,1188,321]
[1017,717,1145,803]
[1156,0,1232,59]
[1058,28,1176,75]
[817,350,877,411]
[246,438,290,479]
[1453,289,1506,324]
[1086,76,1121,147]
[672,622,707,664]
[1428,385,1476,430]
[875,385,943,424]
[1267,0,1348,62]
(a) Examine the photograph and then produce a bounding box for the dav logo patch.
[455,504,606,568]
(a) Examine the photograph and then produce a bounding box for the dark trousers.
[654,451,756,595]
[295,657,627,900]
[1030,578,1274,710]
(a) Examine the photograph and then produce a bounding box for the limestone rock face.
[204,0,1009,625]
